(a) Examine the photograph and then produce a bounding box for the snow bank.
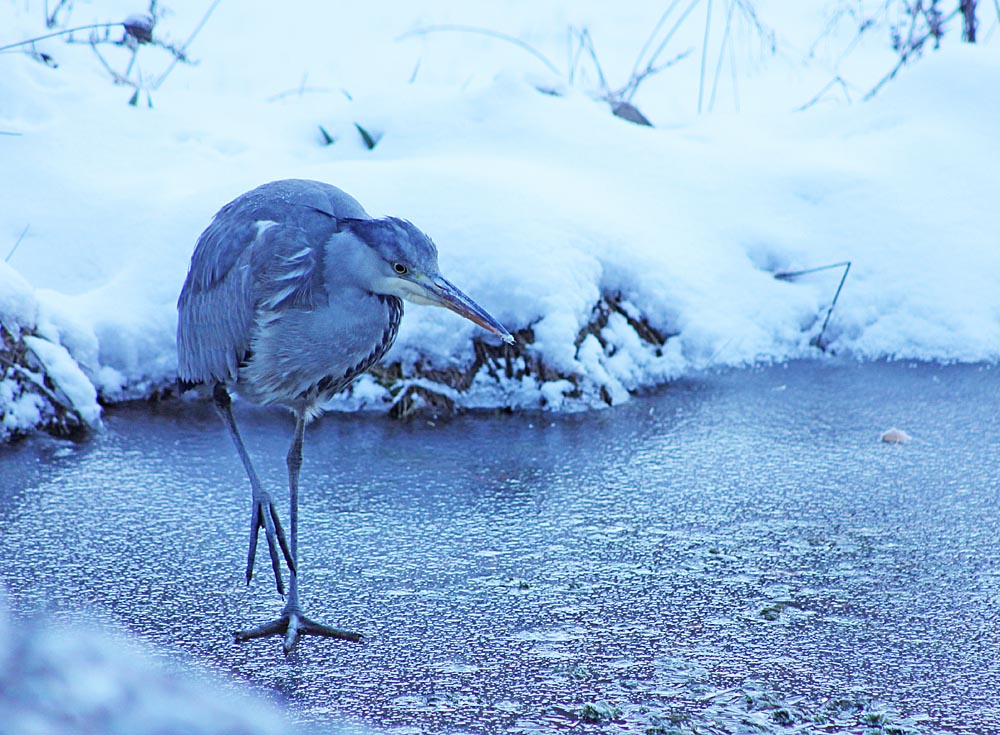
[0,598,294,735]
[2,1,998,434]
[1,261,101,440]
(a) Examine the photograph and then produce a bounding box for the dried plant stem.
[708,0,736,113]
[863,4,962,101]
[698,0,713,113]
[0,22,120,53]
[796,76,852,111]
[631,0,685,81]
[5,225,30,263]
[153,0,222,89]
[775,261,852,350]
[626,0,702,102]
[398,24,560,76]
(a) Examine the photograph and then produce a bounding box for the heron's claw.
[234,607,362,654]
[246,491,294,595]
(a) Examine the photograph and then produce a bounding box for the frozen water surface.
[1,361,999,734]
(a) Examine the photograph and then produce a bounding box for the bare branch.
[45,0,73,29]
[153,0,222,89]
[865,6,962,100]
[630,0,685,81]
[775,261,852,351]
[0,22,120,53]
[627,0,702,101]
[961,0,979,41]
[616,49,692,103]
[397,24,560,76]
[267,86,336,102]
[574,27,609,95]
[707,0,736,113]
[89,35,132,86]
[795,75,853,111]
[5,225,30,263]
[697,0,714,114]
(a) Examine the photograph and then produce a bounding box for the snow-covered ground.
[0,596,297,735]
[2,1,999,437]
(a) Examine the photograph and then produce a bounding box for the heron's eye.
[393,263,408,275]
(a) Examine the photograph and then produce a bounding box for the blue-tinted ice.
[1,361,998,734]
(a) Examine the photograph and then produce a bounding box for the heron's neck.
[324,232,383,296]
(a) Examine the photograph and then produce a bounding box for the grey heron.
[176,179,513,653]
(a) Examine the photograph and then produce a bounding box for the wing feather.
[176,180,369,386]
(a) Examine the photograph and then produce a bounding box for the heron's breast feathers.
[239,293,403,409]
[297,294,403,403]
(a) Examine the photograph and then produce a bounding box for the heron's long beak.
[418,276,515,344]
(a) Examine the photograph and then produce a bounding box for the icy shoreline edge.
[2,281,685,441]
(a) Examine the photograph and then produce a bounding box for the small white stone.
[881,427,911,443]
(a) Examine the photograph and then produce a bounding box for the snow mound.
[1,262,101,441]
[2,2,999,434]
[0,599,294,735]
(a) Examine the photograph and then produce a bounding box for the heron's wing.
[176,205,335,386]
[176,180,372,386]
[249,222,329,314]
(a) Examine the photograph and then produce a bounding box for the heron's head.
[341,217,514,344]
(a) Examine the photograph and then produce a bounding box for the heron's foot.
[234,608,362,654]
[246,489,295,595]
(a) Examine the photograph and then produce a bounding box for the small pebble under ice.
[881,427,911,443]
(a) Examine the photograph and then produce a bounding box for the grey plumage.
[176,179,512,652]
[179,180,379,410]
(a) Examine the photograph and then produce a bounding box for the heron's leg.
[284,411,305,609]
[213,383,294,594]
[235,410,362,653]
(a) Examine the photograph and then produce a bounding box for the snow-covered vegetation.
[2,0,998,439]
